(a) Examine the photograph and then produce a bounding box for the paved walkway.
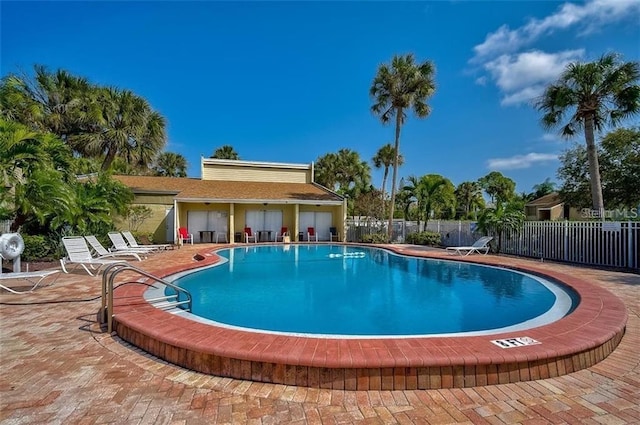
[1,245,638,424]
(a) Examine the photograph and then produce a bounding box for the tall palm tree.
[372,143,404,217]
[153,151,188,177]
[211,145,240,159]
[370,54,436,237]
[536,53,640,211]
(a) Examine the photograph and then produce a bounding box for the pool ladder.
[100,262,192,333]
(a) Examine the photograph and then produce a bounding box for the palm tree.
[477,202,525,254]
[455,181,485,219]
[0,65,98,138]
[416,174,456,225]
[532,178,557,199]
[76,87,166,171]
[0,118,74,231]
[372,143,404,217]
[211,145,240,159]
[395,178,414,221]
[370,54,436,237]
[153,151,188,177]
[314,152,339,191]
[315,149,371,198]
[402,175,425,228]
[536,53,640,211]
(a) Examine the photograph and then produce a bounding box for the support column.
[229,203,235,244]
[294,204,300,241]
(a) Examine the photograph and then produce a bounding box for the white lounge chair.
[0,270,60,294]
[60,236,126,276]
[108,232,157,254]
[121,231,172,251]
[0,253,60,294]
[446,236,493,256]
[84,235,144,261]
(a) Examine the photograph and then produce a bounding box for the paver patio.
[1,244,638,424]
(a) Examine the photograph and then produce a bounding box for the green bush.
[360,233,389,244]
[130,231,155,244]
[405,231,442,246]
[21,234,56,261]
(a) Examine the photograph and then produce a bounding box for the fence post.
[458,221,462,246]
[563,220,569,262]
[628,221,633,269]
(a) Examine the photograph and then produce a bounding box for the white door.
[315,212,332,241]
[245,210,282,241]
[187,211,208,242]
[299,212,315,240]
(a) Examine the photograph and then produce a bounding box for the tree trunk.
[387,110,402,240]
[381,167,388,219]
[584,115,605,212]
[101,146,117,171]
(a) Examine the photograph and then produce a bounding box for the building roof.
[525,192,563,208]
[113,175,343,204]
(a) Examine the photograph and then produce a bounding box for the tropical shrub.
[361,233,389,244]
[20,234,55,261]
[405,231,441,246]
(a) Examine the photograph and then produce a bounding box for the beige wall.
[202,163,310,183]
[115,202,172,243]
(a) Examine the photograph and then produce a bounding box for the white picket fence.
[501,221,639,270]
[345,219,639,271]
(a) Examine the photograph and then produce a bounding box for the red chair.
[275,227,289,242]
[244,227,257,243]
[307,227,318,242]
[177,227,193,245]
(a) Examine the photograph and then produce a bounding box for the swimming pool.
[158,245,577,337]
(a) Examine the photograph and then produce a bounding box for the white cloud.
[472,0,640,62]
[483,49,584,105]
[470,0,640,106]
[487,153,558,170]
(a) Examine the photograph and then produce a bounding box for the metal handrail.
[101,262,192,333]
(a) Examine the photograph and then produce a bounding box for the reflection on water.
[172,245,572,336]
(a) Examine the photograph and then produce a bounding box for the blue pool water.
[162,245,577,337]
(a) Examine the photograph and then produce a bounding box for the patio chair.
[108,232,157,254]
[244,227,257,243]
[307,227,318,242]
[0,253,60,294]
[122,230,172,251]
[330,227,339,242]
[84,235,144,261]
[275,227,289,242]
[60,236,126,276]
[446,236,493,256]
[177,227,193,245]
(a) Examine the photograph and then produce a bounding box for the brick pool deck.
[1,243,638,424]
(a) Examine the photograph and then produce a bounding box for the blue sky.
[2,1,639,194]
